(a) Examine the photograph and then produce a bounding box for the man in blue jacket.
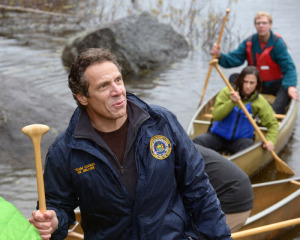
[211,11,298,114]
[29,48,232,240]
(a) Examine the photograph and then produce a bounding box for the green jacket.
[0,197,42,240]
[212,87,279,144]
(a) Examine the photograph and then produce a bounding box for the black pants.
[261,81,290,114]
[193,132,254,155]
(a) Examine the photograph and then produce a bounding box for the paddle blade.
[272,152,295,175]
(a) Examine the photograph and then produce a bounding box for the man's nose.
[111,82,122,94]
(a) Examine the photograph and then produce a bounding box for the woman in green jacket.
[193,66,278,154]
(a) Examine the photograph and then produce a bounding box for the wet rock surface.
[0,73,75,168]
[62,11,190,77]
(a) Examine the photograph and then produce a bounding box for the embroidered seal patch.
[150,135,172,160]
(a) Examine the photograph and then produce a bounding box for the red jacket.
[246,34,283,82]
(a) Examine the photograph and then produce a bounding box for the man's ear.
[75,93,88,106]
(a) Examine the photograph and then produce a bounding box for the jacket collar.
[70,93,150,145]
[253,30,275,48]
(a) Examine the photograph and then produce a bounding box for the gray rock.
[0,74,75,169]
[62,11,190,77]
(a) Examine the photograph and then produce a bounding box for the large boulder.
[62,11,190,77]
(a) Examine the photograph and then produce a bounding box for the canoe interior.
[66,212,83,240]
[234,178,300,240]
[251,179,300,215]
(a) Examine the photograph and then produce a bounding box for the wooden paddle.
[197,8,230,108]
[210,59,295,176]
[231,217,300,239]
[22,124,50,213]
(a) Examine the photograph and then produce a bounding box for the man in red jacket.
[211,11,298,114]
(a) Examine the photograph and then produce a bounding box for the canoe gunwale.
[245,188,300,225]
[251,176,300,188]
[187,91,219,136]
[244,177,300,225]
[278,99,297,131]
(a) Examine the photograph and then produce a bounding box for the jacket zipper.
[231,111,241,140]
[123,114,150,173]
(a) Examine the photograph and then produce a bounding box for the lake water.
[0,0,299,239]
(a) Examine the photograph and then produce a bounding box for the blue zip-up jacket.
[42,93,232,240]
[212,87,278,145]
[218,31,297,90]
[210,103,255,141]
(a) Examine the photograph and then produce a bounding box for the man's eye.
[116,78,123,83]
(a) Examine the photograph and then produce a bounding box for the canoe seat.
[290,180,300,187]
[198,114,268,131]
[203,113,285,120]
[274,114,286,120]
[203,113,213,119]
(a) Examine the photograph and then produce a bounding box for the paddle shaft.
[198,8,230,107]
[231,217,300,239]
[68,231,84,239]
[22,124,50,213]
[212,60,294,175]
